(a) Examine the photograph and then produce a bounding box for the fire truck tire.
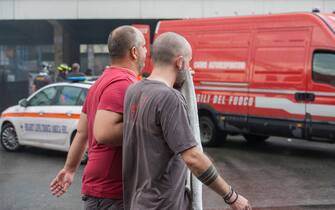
[199,116,226,147]
[243,134,269,144]
[1,123,21,152]
[70,131,88,164]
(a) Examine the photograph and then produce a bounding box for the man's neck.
[148,67,176,88]
[110,59,138,75]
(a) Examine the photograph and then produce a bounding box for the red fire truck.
[143,12,335,146]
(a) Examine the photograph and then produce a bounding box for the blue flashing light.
[67,76,87,82]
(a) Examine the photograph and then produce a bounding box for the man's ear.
[130,47,138,60]
[175,56,184,71]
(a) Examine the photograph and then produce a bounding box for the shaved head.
[152,32,192,66]
[108,25,144,59]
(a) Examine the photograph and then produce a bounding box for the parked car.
[0,81,93,163]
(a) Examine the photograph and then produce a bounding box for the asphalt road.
[1,136,335,210]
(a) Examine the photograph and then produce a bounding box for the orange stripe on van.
[1,112,81,119]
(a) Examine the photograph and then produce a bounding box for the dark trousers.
[82,195,124,210]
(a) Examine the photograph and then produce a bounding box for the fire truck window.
[29,87,57,106]
[55,86,82,106]
[313,52,335,86]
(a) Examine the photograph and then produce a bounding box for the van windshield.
[319,14,335,34]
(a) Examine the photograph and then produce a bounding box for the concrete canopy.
[0,19,159,45]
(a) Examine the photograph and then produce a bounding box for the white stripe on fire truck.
[195,86,296,95]
[255,97,305,115]
[306,104,335,117]
[312,91,335,97]
[255,97,335,117]
[195,86,335,97]
[199,81,249,87]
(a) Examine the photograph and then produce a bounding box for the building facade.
[1,0,335,20]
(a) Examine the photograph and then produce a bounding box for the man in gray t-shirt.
[123,32,252,210]
[123,79,197,209]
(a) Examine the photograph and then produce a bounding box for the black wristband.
[225,192,239,205]
[224,187,234,201]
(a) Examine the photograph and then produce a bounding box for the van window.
[313,51,335,86]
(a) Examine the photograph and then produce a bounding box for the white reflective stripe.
[200,81,249,87]
[307,104,335,118]
[195,85,335,97]
[195,86,248,92]
[249,88,296,95]
[195,85,335,118]
[255,97,305,115]
[195,86,296,94]
[256,97,335,117]
[312,91,335,97]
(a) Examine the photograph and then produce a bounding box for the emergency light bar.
[67,75,99,83]
[67,76,87,82]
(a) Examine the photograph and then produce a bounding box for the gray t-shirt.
[123,79,198,210]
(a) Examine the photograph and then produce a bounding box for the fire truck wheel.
[199,116,226,147]
[70,131,88,164]
[243,134,269,144]
[1,123,21,152]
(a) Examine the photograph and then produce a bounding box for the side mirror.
[18,98,28,107]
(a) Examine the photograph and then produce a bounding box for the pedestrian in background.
[31,62,52,92]
[50,25,147,210]
[56,64,71,82]
[84,68,93,76]
[67,63,86,79]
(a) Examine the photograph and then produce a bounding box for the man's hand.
[50,168,75,197]
[229,194,252,210]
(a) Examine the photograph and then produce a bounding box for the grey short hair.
[152,32,191,66]
[107,25,142,59]
[72,63,80,72]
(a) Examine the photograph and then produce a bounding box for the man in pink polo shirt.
[50,25,147,210]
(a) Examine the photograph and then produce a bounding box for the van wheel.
[199,116,226,147]
[243,134,269,144]
[1,123,21,152]
[70,131,88,164]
